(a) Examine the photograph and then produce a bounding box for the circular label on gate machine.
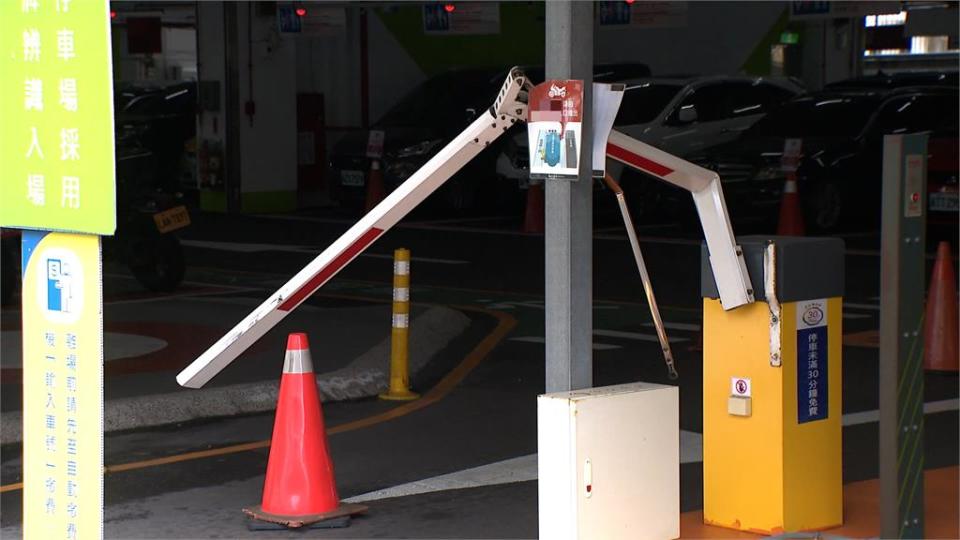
[802,306,824,326]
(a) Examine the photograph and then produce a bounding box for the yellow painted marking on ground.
[0,305,516,493]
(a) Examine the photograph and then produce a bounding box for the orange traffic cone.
[924,242,958,372]
[364,160,385,212]
[776,173,805,236]
[243,333,367,529]
[523,182,544,234]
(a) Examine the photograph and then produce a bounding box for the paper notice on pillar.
[780,138,802,172]
[592,83,625,178]
[527,80,584,180]
[366,130,385,159]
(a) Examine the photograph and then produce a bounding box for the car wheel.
[804,181,843,233]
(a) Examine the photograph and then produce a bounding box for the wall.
[196,2,297,212]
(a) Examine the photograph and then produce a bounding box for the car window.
[872,94,959,136]
[614,83,683,127]
[666,84,731,124]
[747,95,880,138]
[727,83,796,118]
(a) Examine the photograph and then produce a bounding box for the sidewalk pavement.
[0,301,470,443]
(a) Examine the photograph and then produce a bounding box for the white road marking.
[345,430,704,503]
[594,329,690,343]
[344,400,960,503]
[509,336,621,351]
[182,239,468,264]
[842,398,958,427]
[643,321,701,332]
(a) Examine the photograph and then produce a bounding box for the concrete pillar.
[544,1,594,393]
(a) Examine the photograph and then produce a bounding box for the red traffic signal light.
[295,7,306,17]
[443,3,456,13]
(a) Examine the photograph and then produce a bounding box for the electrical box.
[537,382,679,540]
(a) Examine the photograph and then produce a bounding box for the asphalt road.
[0,207,957,538]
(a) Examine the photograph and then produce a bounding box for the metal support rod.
[544,0,594,393]
[602,174,677,379]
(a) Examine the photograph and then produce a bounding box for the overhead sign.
[423,3,500,35]
[21,230,103,540]
[0,0,117,235]
[599,1,688,28]
[797,299,828,424]
[527,80,584,180]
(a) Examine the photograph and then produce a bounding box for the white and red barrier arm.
[177,69,531,388]
[606,130,754,310]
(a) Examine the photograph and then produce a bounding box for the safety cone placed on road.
[364,160,385,213]
[243,333,367,529]
[924,242,958,372]
[522,182,544,233]
[776,173,805,236]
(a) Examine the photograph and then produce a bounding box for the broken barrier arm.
[606,130,754,310]
[177,69,531,388]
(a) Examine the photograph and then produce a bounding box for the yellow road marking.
[0,305,516,494]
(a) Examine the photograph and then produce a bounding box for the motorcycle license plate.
[154,205,191,233]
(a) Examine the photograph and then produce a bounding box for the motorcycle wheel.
[1,240,15,306]
[129,233,185,292]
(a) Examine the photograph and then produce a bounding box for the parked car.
[496,75,803,218]
[329,63,652,213]
[115,81,197,192]
[689,86,959,232]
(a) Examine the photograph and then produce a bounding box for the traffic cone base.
[379,388,420,401]
[242,502,367,529]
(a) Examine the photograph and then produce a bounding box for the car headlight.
[394,139,443,159]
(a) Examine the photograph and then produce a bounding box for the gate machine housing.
[177,67,754,389]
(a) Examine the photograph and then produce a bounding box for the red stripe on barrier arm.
[607,142,674,178]
[277,227,384,311]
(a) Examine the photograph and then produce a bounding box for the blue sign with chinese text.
[797,299,828,423]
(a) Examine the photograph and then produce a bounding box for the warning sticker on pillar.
[797,299,828,423]
[527,80,583,180]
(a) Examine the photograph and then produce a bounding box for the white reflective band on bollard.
[392,314,409,328]
[393,288,410,302]
[394,261,410,275]
[282,348,314,374]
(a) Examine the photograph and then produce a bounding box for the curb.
[0,306,470,444]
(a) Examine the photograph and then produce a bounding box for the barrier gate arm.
[606,130,754,310]
[176,68,531,388]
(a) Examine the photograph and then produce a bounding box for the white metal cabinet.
[538,382,679,540]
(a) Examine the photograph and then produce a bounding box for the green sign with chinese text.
[0,0,116,235]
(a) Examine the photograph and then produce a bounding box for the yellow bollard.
[379,248,419,401]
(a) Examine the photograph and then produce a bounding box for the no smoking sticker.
[731,377,751,397]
